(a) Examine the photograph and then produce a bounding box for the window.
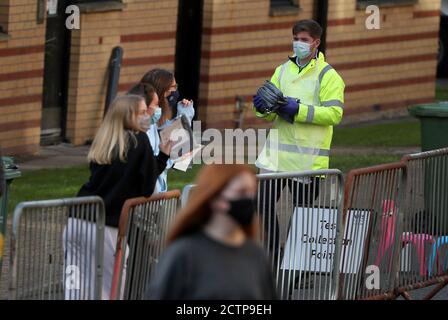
[271,0,293,7]
[72,0,119,3]
[270,0,300,16]
[71,0,124,13]
[356,0,418,9]
[270,0,299,8]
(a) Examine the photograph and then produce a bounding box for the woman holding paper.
[137,68,195,193]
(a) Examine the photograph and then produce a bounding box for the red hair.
[167,164,258,244]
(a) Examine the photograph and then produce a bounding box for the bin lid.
[1,157,21,180]
[408,102,448,118]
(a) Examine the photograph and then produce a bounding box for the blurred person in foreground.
[145,164,277,300]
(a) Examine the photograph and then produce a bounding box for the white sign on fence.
[281,207,370,273]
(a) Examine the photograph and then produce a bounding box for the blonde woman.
[64,95,171,300]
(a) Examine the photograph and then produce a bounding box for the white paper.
[159,118,194,162]
[173,145,203,172]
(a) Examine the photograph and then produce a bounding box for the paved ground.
[10,143,420,171]
[12,143,90,171]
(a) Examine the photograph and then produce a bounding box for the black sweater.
[145,232,278,300]
[77,131,169,227]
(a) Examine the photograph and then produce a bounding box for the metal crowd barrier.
[110,190,181,300]
[256,170,344,300]
[337,162,407,300]
[180,184,196,208]
[9,197,105,300]
[395,148,448,299]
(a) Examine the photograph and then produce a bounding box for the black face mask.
[226,197,256,226]
[167,90,180,109]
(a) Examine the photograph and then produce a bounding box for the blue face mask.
[151,107,162,124]
[293,40,312,59]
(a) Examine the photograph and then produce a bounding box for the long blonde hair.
[88,95,144,164]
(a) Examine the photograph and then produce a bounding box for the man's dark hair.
[127,83,156,106]
[292,19,322,39]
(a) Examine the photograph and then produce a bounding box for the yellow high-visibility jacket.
[255,52,345,172]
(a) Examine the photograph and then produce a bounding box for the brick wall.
[66,0,178,145]
[198,0,441,128]
[327,0,441,123]
[199,0,315,129]
[0,0,442,154]
[0,0,46,155]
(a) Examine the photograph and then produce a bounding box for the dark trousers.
[258,177,321,260]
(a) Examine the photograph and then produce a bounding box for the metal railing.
[9,197,105,300]
[180,184,196,208]
[338,162,407,300]
[395,148,448,299]
[110,190,181,300]
[256,169,344,300]
[7,149,448,300]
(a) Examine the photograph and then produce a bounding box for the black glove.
[256,81,287,112]
[256,81,298,123]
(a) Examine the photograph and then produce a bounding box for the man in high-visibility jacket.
[253,20,345,261]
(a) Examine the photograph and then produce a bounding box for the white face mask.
[293,40,312,59]
[151,107,162,124]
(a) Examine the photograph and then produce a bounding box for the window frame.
[269,0,300,17]
[356,0,418,10]
[70,0,124,14]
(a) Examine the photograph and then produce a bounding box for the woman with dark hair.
[145,164,277,300]
[127,83,159,116]
[140,68,194,125]
[139,68,195,193]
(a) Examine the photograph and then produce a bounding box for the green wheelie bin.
[408,102,448,235]
[408,102,448,151]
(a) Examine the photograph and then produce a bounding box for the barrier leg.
[423,278,448,300]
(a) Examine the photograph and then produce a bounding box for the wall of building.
[0,0,442,155]
[0,0,46,155]
[199,0,315,129]
[327,0,441,123]
[66,0,178,145]
[198,0,441,128]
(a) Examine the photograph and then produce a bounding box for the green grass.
[7,165,90,214]
[167,164,202,191]
[332,120,420,147]
[6,164,203,214]
[330,155,401,173]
